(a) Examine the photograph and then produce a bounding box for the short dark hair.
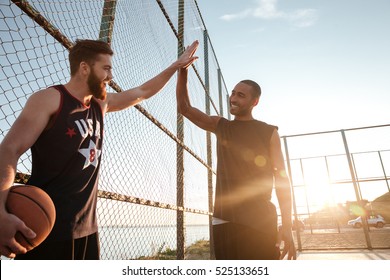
[69,39,114,76]
[240,79,261,99]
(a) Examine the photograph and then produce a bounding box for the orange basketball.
[6,185,56,251]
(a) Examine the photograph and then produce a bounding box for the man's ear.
[253,97,259,106]
[80,61,90,75]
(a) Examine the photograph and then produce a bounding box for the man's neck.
[64,80,92,106]
[234,115,255,121]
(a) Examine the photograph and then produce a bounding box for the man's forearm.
[275,178,293,228]
[0,148,18,212]
[137,41,198,101]
[137,63,180,100]
[176,68,190,114]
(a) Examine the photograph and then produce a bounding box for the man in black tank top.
[176,68,296,260]
[0,39,199,259]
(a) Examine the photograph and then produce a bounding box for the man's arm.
[269,129,296,260]
[0,88,60,258]
[176,67,221,132]
[102,41,199,113]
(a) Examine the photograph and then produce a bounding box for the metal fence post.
[378,151,390,192]
[176,0,185,260]
[98,0,117,44]
[324,156,341,233]
[203,29,214,259]
[217,68,223,116]
[282,136,302,251]
[226,93,231,120]
[299,158,313,234]
[341,130,372,249]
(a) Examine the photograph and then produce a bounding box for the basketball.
[6,185,56,251]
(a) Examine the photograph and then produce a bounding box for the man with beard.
[176,68,296,260]
[0,39,199,259]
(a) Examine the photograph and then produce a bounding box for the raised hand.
[177,40,199,69]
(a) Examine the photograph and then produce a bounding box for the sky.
[196,0,390,136]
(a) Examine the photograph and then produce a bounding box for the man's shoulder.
[215,116,229,128]
[217,118,277,128]
[254,119,278,130]
[28,86,61,105]
[35,85,61,95]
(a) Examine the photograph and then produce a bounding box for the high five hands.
[177,40,199,69]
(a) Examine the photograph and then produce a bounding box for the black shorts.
[213,200,280,260]
[14,232,100,260]
[213,222,280,260]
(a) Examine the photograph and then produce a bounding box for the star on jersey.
[78,139,101,169]
[66,127,76,138]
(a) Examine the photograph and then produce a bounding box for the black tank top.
[214,118,277,229]
[27,85,104,241]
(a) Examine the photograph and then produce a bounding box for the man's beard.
[87,69,107,100]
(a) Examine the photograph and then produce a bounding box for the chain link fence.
[0,0,229,259]
[2,0,389,260]
[282,125,390,251]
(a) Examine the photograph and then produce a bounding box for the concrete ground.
[297,249,390,260]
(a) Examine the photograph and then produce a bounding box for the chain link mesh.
[0,0,229,259]
[283,125,390,250]
[2,0,389,260]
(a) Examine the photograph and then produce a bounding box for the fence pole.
[324,156,341,233]
[350,154,364,200]
[226,93,231,120]
[217,68,223,116]
[282,137,302,251]
[299,158,313,234]
[176,0,185,260]
[98,0,117,44]
[341,130,372,249]
[378,151,390,191]
[203,29,215,259]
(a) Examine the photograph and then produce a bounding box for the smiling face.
[229,82,259,120]
[86,54,113,100]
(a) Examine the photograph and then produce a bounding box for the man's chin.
[93,90,107,101]
[230,109,238,116]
